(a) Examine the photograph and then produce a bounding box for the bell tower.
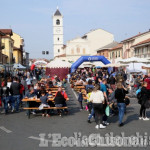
[53,7,64,57]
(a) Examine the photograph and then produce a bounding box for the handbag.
[124,97,130,106]
[105,105,110,116]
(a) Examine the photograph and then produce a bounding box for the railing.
[134,53,150,58]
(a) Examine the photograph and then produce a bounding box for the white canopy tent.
[34,60,48,67]
[13,63,26,69]
[101,63,129,68]
[78,62,94,68]
[92,62,106,68]
[46,58,72,68]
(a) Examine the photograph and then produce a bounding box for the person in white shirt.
[89,84,106,129]
[26,76,32,89]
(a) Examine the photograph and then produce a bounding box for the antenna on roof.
[57,6,59,10]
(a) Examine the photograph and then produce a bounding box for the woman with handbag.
[139,82,150,121]
[115,82,128,127]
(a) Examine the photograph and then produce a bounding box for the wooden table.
[22,97,69,119]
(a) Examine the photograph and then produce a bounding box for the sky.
[0,0,150,59]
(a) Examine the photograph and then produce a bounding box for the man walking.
[10,77,21,112]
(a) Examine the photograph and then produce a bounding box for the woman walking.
[139,82,149,120]
[89,84,105,129]
[115,82,128,127]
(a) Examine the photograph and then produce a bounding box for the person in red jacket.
[144,73,150,96]
[55,87,68,100]
[55,87,69,114]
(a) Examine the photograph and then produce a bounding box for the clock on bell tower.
[53,7,64,57]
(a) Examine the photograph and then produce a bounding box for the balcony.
[134,53,150,58]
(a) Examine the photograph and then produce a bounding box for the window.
[119,51,120,57]
[112,52,114,58]
[56,19,60,25]
[77,47,80,53]
[58,49,60,53]
[58,38,59,41]
[116,51,117,58]
[83,48,86,54]
[71,49,74,55]
[143,47,147,54]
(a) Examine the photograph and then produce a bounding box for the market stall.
[46,58,71,80]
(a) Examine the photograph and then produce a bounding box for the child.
[46,89,53,97]
[87,88,93,114]
[87,88,95,123]
[40,91,50,117]
[46,89,55,114]
[78,89,83,110]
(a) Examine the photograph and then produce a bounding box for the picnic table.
[22,97,69,119]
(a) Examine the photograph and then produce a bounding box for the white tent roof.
[46,58,72,68]
[34,60,48,65]
[119,57,150,63]
[13,63,26,69]
[92,62,105,67]
[101,63,129,68]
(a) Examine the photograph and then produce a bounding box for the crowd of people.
[1,66,150,129]
[0,68,68,117]
[70,68,150,129]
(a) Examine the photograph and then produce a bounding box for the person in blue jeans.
[10,77,21,112]
[115,82,128,127]
[87,108,95,123]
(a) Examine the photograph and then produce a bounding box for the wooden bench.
[24,107,68,119]
[22,98,69,119]
[23,107,68,110]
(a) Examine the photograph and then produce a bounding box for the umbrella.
[13,63,26,69]
[141,64,150,69]
[118,57,150,70]
[119,57,149,63]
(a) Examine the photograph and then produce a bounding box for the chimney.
[139,32,141,34]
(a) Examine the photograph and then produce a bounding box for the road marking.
[0,126,12,133]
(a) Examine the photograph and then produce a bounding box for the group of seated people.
[25,80,69,117]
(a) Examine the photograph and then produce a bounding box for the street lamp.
[42,51,49,55]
